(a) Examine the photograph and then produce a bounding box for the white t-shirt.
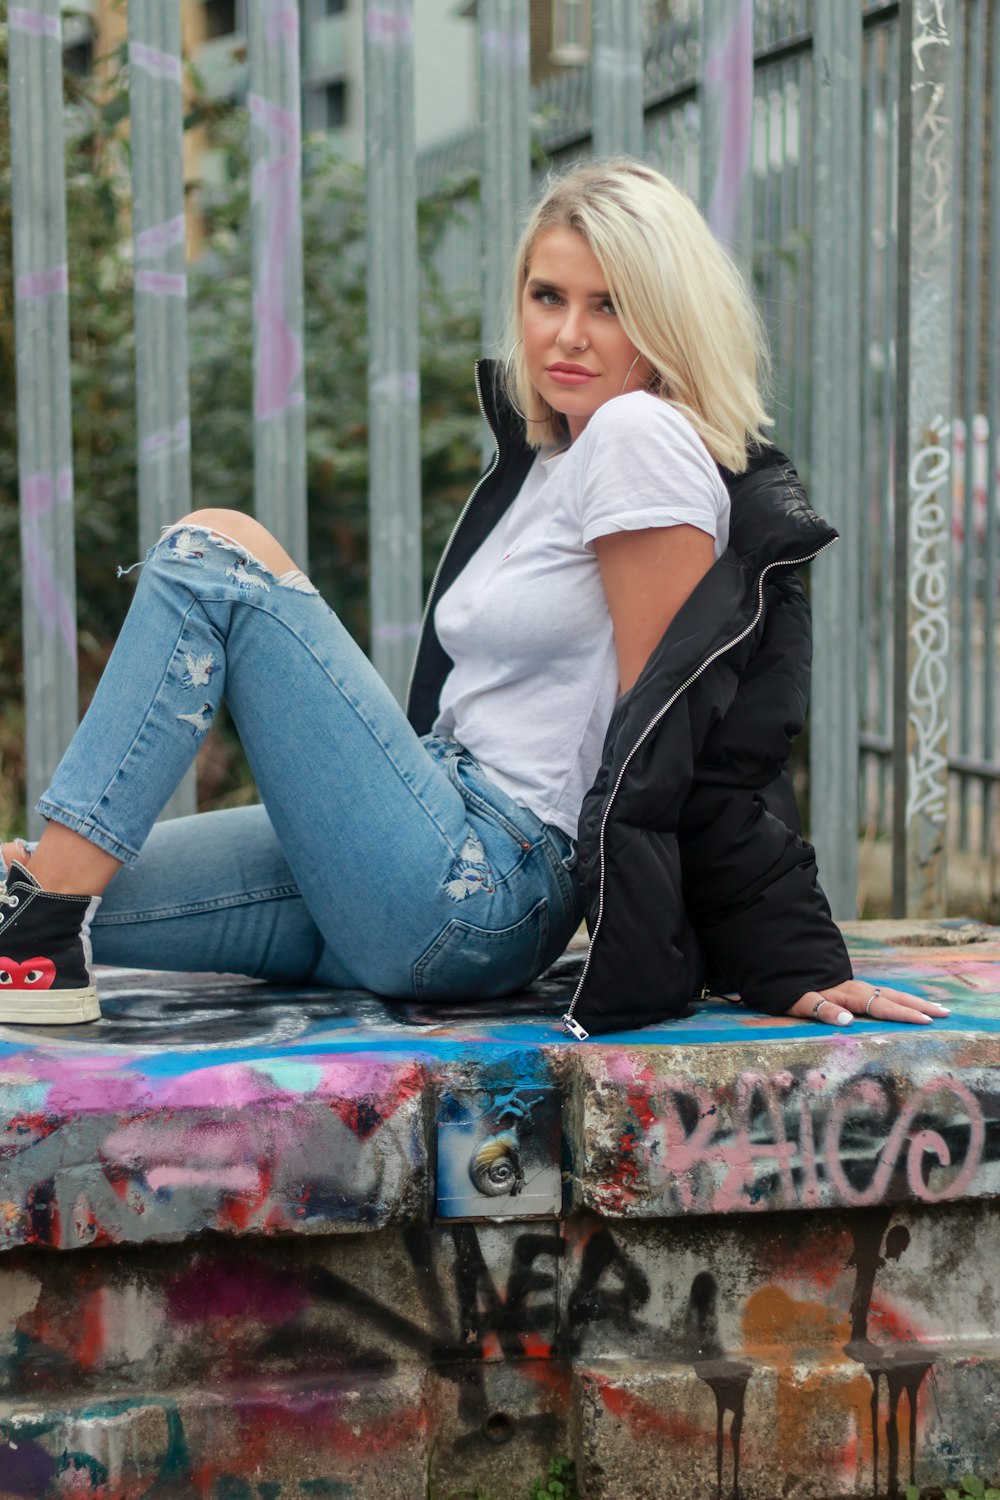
[432,392,731,837]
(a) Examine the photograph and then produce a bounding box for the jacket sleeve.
[677,573,853,1014]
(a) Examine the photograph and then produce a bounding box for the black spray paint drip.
[688,1271,752,1500]
[844,1211,936,1500]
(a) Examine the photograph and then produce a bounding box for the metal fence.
[7,0,1000,920]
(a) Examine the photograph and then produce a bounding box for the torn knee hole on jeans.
[117,523,318,596]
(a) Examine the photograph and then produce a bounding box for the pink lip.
[546,363,598,386]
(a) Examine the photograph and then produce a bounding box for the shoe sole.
[0,986,101,1025]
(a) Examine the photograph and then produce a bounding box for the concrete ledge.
[3,924,1000,1497]
[2,926,1000,1250]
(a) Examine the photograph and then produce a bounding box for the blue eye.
[530,287,562,306]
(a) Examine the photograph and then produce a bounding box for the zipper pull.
[561,1013,589,1041]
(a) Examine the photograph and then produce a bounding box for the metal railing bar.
[248,0,308,569]
[364,0,422,702]
[983,0,1000,856]
[129,0,196,821]
[8,0,80,835]
[863,733,1000,784]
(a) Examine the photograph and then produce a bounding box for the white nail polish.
[836,1011,852,1025]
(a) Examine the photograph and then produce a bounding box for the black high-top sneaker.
[0,861,101,1024]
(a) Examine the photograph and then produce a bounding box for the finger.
[850,985,951,1021]
[874,988,950,1017]
[787,992,854,1026]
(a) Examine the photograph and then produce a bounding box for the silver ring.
[811,998,827,1018]
[865,987,881,1016]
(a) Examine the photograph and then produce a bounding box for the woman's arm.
[593,524,715,693]
[674,574,948,1027]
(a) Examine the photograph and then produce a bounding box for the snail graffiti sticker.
[435,1082,562,1219]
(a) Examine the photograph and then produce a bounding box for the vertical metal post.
[8,0,78,834]
[957,0,983,850]
[592,0,645,158]
[364,0,422,701]
[248,0,308,568]
[129,0,196,819]
[892,0,956,917]
[129,3,191,543]
[983,0,1000,860]
[698,0,754,275]
[478,0,530,358]
[808,4,862,919]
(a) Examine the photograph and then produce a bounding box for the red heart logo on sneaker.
[0,957,56,989]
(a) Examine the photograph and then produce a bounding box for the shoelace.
[0,881,19,910]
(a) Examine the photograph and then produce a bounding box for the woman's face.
[520,226,651,442]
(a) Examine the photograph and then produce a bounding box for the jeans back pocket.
[413,898,549,1001]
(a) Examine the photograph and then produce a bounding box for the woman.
[0,160,944,1036]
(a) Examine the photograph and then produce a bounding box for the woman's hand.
[786,980,951,1027]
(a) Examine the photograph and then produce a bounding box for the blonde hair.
[500,159,771,473]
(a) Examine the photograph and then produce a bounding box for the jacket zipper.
[561,536,837,1042]
[405,363,499,715]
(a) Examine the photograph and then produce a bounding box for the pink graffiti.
[703,0,753,248]
[645,1068,985,1213]
[146,1165,261,1193]
[103,1118,265,1199]
[824,1074,985,1207]
[9,6,60,40]
[20,469,77,656]
[130,41,182,83]
[140,418,191,457]
[265,0,299,48]
[37,1057,149,1116]
[16,264,68,300]
[23,470,53,518]
[248,94,303,421]
[653,1072,802,1212]
[136,215,185,259]
[135,270,187,297]
[365,7,414,44]
[23,467,72,517]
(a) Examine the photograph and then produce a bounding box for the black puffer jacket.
[407,362,853,1036]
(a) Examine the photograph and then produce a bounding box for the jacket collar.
[723,447,838,570]
[477,357,531,451]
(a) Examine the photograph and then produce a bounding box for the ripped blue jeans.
[35,526,582,999]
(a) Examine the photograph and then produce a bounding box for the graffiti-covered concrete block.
[0,1371,428,1499]
[568,1032,1000,1219]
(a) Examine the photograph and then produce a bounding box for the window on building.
[323,80,347,131]
[204,0,238,40]
[551,0,590,63]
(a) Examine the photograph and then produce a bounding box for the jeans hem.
[35,802,141,867]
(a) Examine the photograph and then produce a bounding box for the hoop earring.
[620,352,642,396]
[503,339,528,421]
